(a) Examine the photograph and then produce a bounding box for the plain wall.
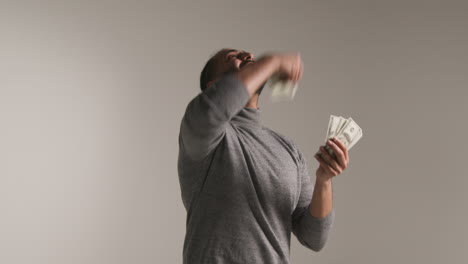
[1,0,467,263]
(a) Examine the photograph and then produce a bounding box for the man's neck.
[245,94,260,109]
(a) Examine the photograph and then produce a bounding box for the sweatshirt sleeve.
[179,73,250,161]
[291,148,335,252]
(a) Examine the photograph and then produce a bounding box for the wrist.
[259,54,281,74]
[270,55,281,74]
[315,177,332,186]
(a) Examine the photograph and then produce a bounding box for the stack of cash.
[267,75,298,102]
[317,115,363,162]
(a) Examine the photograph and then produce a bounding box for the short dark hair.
[200,55,219,92]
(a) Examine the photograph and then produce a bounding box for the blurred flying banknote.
[267,75,298,102]
[316,115,363,163]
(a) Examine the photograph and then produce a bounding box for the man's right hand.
[275,53,304,83]
[235,52,304,97]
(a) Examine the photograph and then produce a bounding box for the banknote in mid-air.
[317,115,363,164]
[267,75,298,102]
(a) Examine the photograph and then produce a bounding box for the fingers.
[290,60,296,81]
[279,53,303,82]
[332,137,348,161]
[319,146,342,174]
[299,58,303,80]
[291,55,300,82]
[326,139,348,169]
[295,54,301,82]
[295,54,303,83]
[314,136,350,179]
[314,152,340,176]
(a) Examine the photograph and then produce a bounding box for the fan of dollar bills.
[267,75,298,102]
[317,115,363,162]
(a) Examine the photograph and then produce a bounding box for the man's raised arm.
[179,55,284,161]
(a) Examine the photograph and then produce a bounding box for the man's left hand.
[314,137,349,182]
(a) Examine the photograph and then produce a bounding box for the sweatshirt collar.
[231,107,262,128]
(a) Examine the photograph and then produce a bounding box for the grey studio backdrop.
[1,1,467,264]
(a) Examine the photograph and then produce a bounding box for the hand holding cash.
[267,53,303,102]
[313,115,362,180]
[316,115,363,164]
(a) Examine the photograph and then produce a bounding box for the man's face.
[206,48,267,95]
[205,48,256,90]
[215,48,255,76]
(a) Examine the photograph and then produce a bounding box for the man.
[177,48,350,263]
